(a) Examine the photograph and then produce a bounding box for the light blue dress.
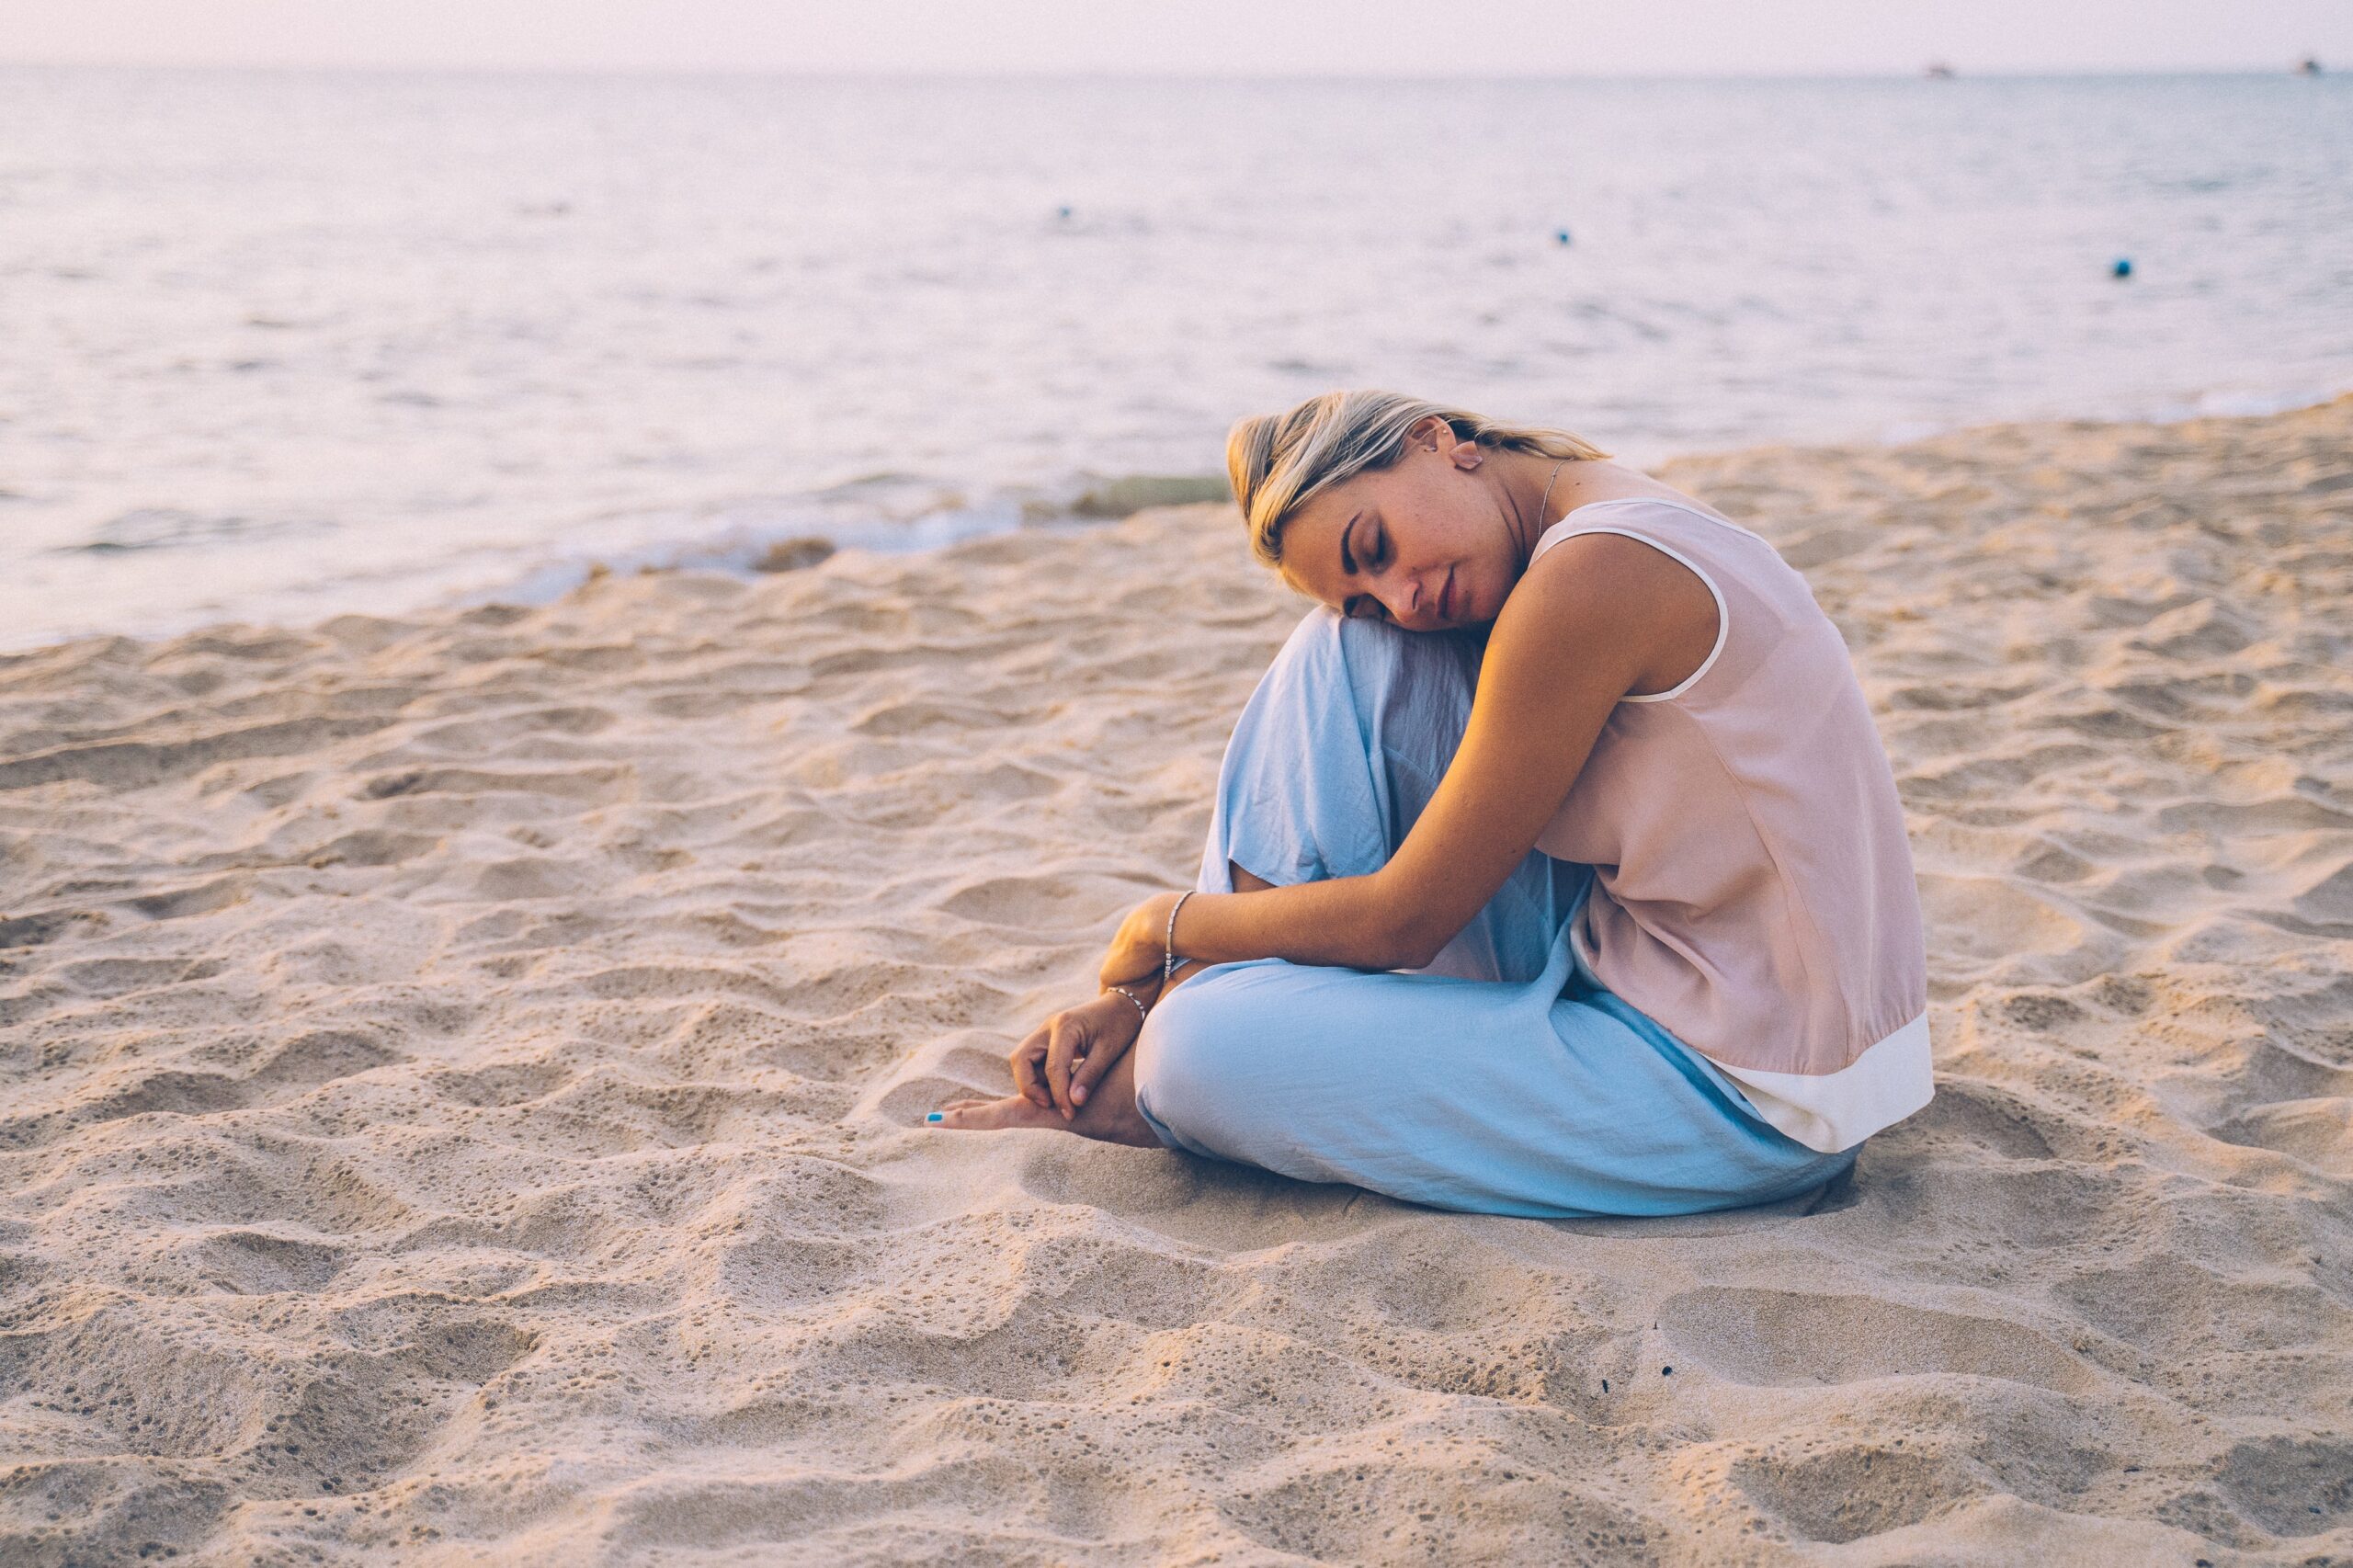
[1130,608,1858,1220]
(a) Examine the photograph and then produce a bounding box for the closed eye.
[1337,513,1390,619]
[1349,525,1392,617]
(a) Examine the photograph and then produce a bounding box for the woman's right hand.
[1010,988,1148,1122]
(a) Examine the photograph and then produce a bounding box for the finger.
[1009,1024,1052,1108]
[1044,1017,1082,1120]
[1069,1035,1117,1106]
[1075,990,1145,1106]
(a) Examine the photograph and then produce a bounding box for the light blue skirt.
[1131,608,1857,1220]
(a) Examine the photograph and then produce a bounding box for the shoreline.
[1,395,2348,1561]
[12,387,2353,662]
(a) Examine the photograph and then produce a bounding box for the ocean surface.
[3,67,2348,649]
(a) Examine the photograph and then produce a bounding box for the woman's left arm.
[1102,533,1713,984]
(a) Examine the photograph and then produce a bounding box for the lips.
[1438,568,1455,622]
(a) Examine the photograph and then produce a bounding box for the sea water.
[3,68,2347,648]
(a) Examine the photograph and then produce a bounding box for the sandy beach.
[2,397,2349,1564]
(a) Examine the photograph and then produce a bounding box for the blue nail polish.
[926,1111,943,1122]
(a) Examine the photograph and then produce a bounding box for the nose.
[1387,568,1432,625]
[1367,563,1434,626]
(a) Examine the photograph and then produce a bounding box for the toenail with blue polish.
[926,1111,943,1122]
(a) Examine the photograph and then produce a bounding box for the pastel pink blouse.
[1530,497,1932,1152]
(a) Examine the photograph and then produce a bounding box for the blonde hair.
[1226,390,1608,568]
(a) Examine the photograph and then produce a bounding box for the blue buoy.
[1056,205,1074,221]
[1554,228,1573,246]
[2112,257,2133,278]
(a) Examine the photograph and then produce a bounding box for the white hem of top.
[1711,1012,1935,1153]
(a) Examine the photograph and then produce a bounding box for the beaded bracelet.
[1164,890,1195,987]
[1107,984,1149,1025]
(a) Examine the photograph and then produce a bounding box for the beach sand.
[2,398,2348,1565]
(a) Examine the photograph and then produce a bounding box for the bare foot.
[928,1095,1065,1131]
[926,1017,1163,1146]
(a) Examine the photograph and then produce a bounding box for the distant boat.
[1925,62,1956,79]
[2297,56,2323,75]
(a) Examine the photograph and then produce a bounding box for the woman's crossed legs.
[932,609,1850,1218]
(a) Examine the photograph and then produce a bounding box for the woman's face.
[1278,429,1517,631]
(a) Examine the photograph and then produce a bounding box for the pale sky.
[7,0,2348,76]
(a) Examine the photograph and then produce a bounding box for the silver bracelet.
[1163,890,1195,986]
[1107,984,1149,1025]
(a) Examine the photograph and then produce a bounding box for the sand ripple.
[2,399,2348,1562]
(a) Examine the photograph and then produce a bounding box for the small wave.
[1068,474,1230,518]
[62,508,314,554]
[450,492,1042,614]
[752,537,835,573]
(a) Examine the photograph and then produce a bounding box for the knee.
[1133,971,1260,1140]
[1300,606,1406,690]
[1264,604,1467,711]
[1260,607,1352,702]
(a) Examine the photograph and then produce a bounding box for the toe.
[928,1098,991,1129]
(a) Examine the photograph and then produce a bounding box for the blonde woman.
[930,391,1932,1219]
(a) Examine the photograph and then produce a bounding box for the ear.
[1408,415,1483,469]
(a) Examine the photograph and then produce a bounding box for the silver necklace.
[1528,460,1568,564]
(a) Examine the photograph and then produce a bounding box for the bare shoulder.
[1546,459,1725,518]
[1497,530,1705,643]
[1489,530,1722,702]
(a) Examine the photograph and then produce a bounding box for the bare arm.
[1100,532,1720,982]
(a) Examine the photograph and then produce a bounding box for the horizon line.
[0,58,2333,83]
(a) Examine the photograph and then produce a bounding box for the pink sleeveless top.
[1530,497,1931,1152]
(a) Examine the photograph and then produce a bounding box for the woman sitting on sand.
[931,390,1932,1218]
